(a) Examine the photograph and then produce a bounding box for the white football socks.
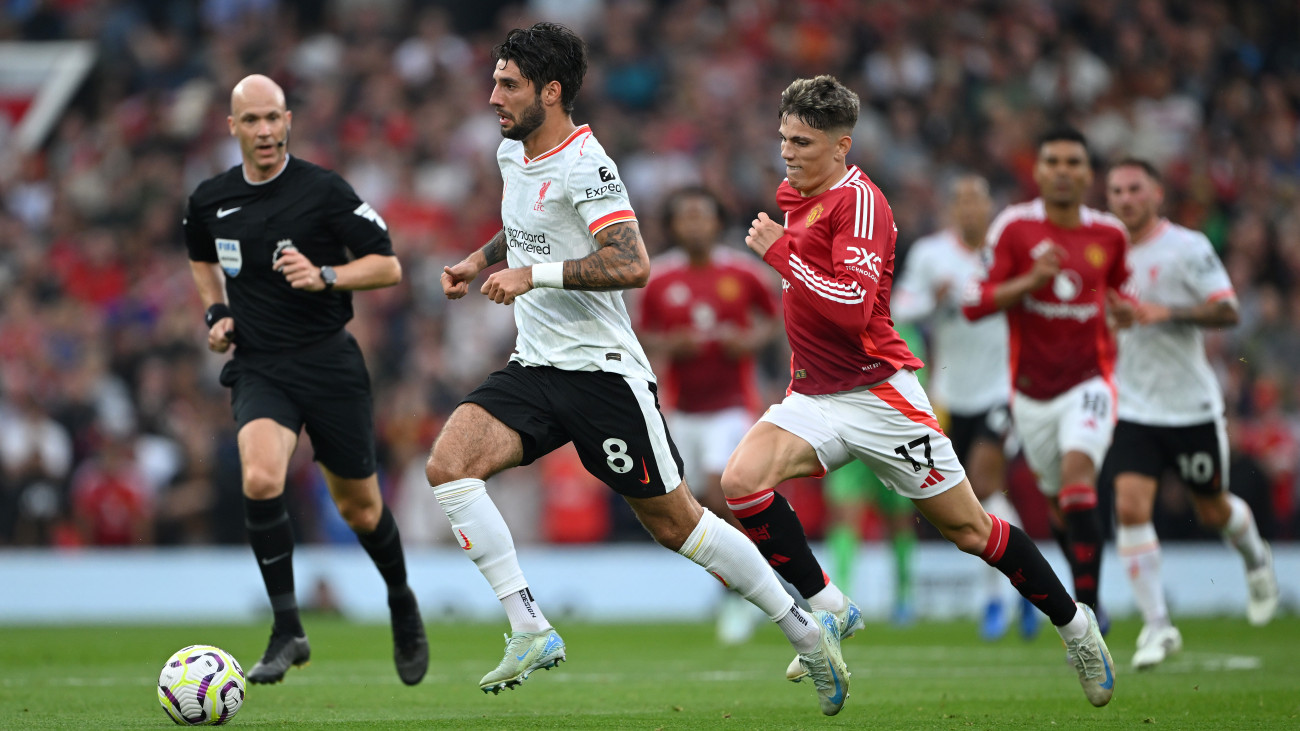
[1117,522,1168,628]
[433,478,549,633]
[1222,493,1267,570]
[677,509,819,651]
[808,583,848,615]
[1056,604,1091,642]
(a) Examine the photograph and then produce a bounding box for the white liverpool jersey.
[892,229,1009,415]
[498,125,655,381]
[1117,220,1234,426]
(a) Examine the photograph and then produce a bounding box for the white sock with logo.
[1117,523,1168,628]
[1222,494,1267,570]
[676,509,818,650]
[433,478,548,632]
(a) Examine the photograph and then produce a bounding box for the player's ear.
[543,80,562,107]
[285,109,292,129]
[227,115,235,137]
[836,133,853,163]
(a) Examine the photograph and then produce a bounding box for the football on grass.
[157,645,246,725]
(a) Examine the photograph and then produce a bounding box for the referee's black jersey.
[183,156,395,353]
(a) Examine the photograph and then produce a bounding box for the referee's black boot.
[247,628,311,684]
[390,586,429,685]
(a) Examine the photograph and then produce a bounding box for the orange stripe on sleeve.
[589,210,637,234]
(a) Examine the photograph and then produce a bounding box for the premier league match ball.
[157,645,246,726]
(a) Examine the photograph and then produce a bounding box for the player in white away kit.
[892,175,1038,641]
[1104,159,1279,669]
[426,23,841,715]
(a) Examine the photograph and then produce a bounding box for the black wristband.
[205,303,233,328]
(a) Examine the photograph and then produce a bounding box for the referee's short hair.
[494,22,588,114]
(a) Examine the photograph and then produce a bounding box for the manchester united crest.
[1085,243,1107,269]
[806,203,824,227]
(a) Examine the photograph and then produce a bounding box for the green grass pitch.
[2,616,1298,729]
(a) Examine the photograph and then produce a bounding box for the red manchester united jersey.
[761,166,923,396]
[963,199,1130,400]
[638,248,778,413]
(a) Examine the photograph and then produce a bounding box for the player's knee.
[1112,486,1149,525]
[934,515,989,555]
[425,452,467,488]
[947,525,988,555]
[719,460,767,499]
[337,498,381,532]
[242,463,285,500]
[1192,493,1230,530]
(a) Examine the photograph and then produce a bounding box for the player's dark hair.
[661,186,729,235]
[1109,157,1162,184]
[1036,126,1090,155]
[779,75,859,134]
[494,22,587,114]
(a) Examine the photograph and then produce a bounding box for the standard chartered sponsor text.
[507,227,550,255]
[1023,297,1099,322]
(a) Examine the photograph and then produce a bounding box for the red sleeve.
[637,277,666,332]
[762,188,889,335]
[744,266,779,316]
[1107,231,1138,302]
[962,226,1020,321]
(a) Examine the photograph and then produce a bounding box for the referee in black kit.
[184,74,427,686]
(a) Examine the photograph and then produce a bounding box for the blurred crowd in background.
[1,0,1298,550]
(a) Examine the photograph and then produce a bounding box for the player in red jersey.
[638,187,780,644]
[722,76,1115,709]
[963,128,1134,628]
[639,187,778,521]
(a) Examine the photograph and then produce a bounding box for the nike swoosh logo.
[639,459,650,485]
[827,663,845,705]
[457,529,473,551]
[217,207,241,218]
[1099,650,1114,690]
[260,551,290,565]
[515,648,531,661]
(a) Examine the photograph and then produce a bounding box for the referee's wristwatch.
[319,265,337,291]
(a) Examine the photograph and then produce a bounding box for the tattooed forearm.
[563,222,650,291]
[480,229,508,267]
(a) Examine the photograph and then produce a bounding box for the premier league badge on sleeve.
[216,238,242,277]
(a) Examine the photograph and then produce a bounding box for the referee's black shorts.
[219,329,376,479]
[463,361,685,498]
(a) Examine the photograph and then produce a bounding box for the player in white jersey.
[425,23,843,715]
[1105,158,1279,670]
[892,175,1037,641]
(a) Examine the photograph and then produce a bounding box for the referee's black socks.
[245,494,304,637]
[356,505,410,593]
